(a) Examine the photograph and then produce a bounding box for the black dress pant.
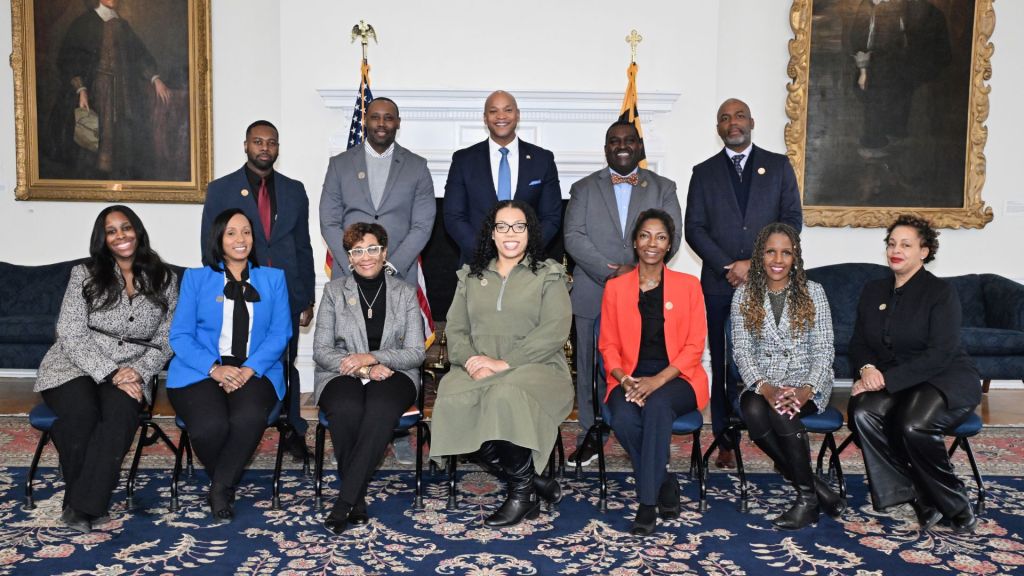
[606,360,698,505]
[319,373,416,507]
[167,377,277,489]
[848,383,974,516]
[41,375,143,517]
[706,293,739,449]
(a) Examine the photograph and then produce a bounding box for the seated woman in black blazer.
[848,215,980,533]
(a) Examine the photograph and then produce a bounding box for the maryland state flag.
[324,61,436,348]
[618,62,647,169]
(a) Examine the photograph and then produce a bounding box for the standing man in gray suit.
[320,97,436,283]
[563,120,683,466]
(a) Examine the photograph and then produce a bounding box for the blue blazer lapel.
[478,142,497,198]
[248,266,273,342]
[197,267,226,356]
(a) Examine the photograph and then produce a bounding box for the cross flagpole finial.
[625,29,643,63]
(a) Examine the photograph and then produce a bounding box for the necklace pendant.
[367,309,373,319]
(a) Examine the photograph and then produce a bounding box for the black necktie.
[223,267,261,360]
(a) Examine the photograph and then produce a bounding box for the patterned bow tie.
[611,173,639,186]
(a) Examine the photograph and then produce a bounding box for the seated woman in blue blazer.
[313,222,425,534]
[167,208,292,522]
[731,223,844,530]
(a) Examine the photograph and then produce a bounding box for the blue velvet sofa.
[0,259,86,369]
[806,263,1024,391]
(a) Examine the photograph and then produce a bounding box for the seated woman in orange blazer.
[599,208,708,536]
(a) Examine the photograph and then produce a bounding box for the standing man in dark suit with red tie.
[684,99,803,469]
[443,90,562,263]
[201,120,316,459]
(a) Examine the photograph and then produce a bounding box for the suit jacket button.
[128,316,134,322]
[375,215,379,220]
[118,341,124,346]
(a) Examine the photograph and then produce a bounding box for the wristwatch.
[859,364,876,375]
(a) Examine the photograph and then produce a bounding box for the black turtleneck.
[354,272,386,350]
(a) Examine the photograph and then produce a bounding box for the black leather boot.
[813,476,847,518]
[772,431,820,530]
[484,443,540,527]
[951,503,977,533]
[750,430,792,482]
[533,474,562,505]
[474,441,508,481]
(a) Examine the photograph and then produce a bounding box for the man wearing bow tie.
[202,120,316,461]
[563,120,682,466]
[684,98,803,469]
[443,90,562,264]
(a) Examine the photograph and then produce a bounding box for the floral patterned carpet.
[1,463,1023,575]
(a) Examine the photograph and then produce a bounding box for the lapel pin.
[665,301,673,310]
[480,278,489,287]
[240,189,249,197]
[641,180,648,188]
[348,297,358,306]
[525,154,532,160]
[879,303,887,310]
[216,295,224,303]
[357,171,366,180]
[757,167,766,175]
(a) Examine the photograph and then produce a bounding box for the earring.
[348,263,355,272]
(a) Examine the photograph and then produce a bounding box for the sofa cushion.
[807,263,891,332]
[961,327,1024,356]
[0,316,57,344]
[946,274,986,328]
[0,259,85,317]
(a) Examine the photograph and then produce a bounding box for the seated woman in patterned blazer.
[730,222,845,530]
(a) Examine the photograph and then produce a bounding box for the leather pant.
[848,383,973,517]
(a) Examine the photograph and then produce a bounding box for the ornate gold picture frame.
[785,0,993,228]
[11,0,212,202]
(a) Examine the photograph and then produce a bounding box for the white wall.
[2,1,1022,384]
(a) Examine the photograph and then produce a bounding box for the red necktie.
[611,173,639,186]
[257,177,272,240]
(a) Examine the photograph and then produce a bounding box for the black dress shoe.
[657,477,681,520]
[630,504,658,536]
[325,501,352,535]
[347,501,369,525]
[567,439,600,468]
[61,507,92,533]
[910,499,942,531]
[951,505,978,534]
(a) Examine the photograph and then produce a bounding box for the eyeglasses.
[493,222,528,233]
[347,245,383,258]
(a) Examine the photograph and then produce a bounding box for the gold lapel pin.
[879,303,887,310]
[357,171,366,180]
[757,167,766,175]
[665,301,674,310]
[216,295,225,303]
[641,180,648,188]
[348,297,358,306]
[525,155,532,160]
[240,189,249,197]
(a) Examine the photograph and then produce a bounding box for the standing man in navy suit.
[684,99,803,469]
[201,120,315,460]
[443,90,562,263]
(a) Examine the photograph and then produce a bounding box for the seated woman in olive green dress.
[430,200,573,528]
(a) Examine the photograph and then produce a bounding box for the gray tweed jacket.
[312,273,424,404]
[729,280,834,412]
[34,263,178,405]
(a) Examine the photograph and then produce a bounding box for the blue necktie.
[732,154,746,182]
[497,147,512,201]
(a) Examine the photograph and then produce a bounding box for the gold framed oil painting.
[785,0,994,228]
[11,0,212,202]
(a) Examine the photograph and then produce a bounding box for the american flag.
[325,62,436,347]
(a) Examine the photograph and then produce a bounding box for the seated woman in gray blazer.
[314,222,425,534]
[730,223,844,530]
[35,205,177,533]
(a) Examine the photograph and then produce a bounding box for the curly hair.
[468,200,544,277]
[84,205,173,313]
[631,208,677,262]
[342,222,389,251]
[885,214,939,263]
[740,222,816,336]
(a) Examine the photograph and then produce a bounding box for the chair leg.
[959,437,986,515]
[834,433,856,499]
[272,425,286,510]
[981,379,990,394]
[314,423,326,511]
[692,430,706,512]
[24,431,49,510]
[185,435,195,477]
[732,430,748,513]
[596,423,608,513]
[556,427,566,479]
[414,422,426,510]
[125,422,148,507]
[446,456,458,510]
[170,430,189,512]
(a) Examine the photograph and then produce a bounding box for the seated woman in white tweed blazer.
[730,223,843,531]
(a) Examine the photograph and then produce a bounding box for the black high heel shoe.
[347,499,369,525]
[630,504,658,536]
[910,499,942,531]
[657,477,681,520]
